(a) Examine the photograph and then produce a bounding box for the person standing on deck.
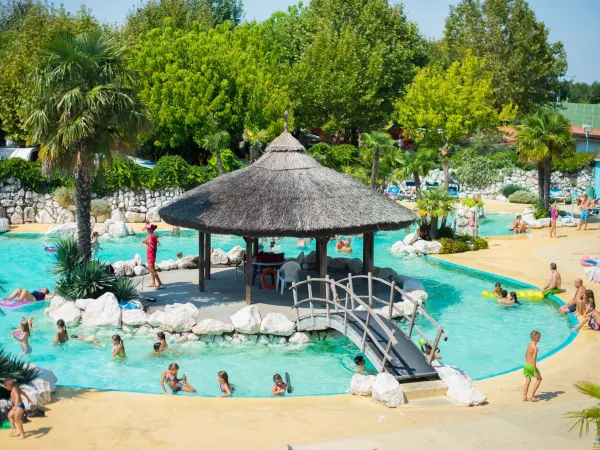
[143,223,164,289]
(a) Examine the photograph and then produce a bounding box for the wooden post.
[205,233,212,280]
[198,232,205,292]
[318,237,327,300]
[244,237,253,305]
[362,232,374,276]
[315,237,321,273]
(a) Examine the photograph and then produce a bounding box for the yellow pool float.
[481,289,544,300]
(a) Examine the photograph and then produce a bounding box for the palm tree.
[517,107,575,210]
[416,187,456,240]
[566,381,600,448]
[393,149,436,199]
[202,131,230,176]
[361,131,396,188]
[243,128,268,164]
[24,31,148,260]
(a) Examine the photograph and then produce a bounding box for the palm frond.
[565,381,600,447]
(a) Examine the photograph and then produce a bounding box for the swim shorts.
[568,304,577,313]
[581,209,589,221]
[523,363,541,378]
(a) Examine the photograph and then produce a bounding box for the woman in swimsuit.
[111,334,126,359]
[157,331,169,352]
[3,287,52,303]
[549,201,558,238]
[54,319,69,345]
[160,362,196,394]
[572,298,600,331]
[217,371,233,397]
[576,290,595,316]
[10,320,32,354]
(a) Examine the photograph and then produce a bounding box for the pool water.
[0,218,574,396]
[476,213,515,236]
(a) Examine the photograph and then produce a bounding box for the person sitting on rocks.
[509,215,528,234]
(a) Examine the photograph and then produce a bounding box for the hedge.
[508,190,538,204]
[440,236,489,254]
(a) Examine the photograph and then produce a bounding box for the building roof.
[158,130,417,237]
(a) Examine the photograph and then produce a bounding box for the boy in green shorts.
[522,330,542,402]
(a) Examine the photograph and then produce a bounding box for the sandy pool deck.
[1,211,599,449]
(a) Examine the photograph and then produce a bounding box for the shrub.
[453,147,515,187]
[208,149,245,174]
[309,143,359,170]
[440,238,470,254]
[53,186,75,208]
[437,226,455,239]
[0,158,61,192]
[56,259,116,300]
[508,190,538,204]
[473,237,489,250]
[53,238,85,277]
[95,157,145,195]
[112,277,139,302]
[461,198,484,208]
[553,152,595,173]
[501,184,527,198]
[534,199,551,219]
[91,199,111,217]
[148,155,204,191]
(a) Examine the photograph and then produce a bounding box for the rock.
[331,257,348,271]
[48,295,68,312]
[347,258,363,275]
[276,337,287,344]
[81,292,122,328]
[135,325,154,336]
[259,312,295,336]
[108,222,128,238]
[36,209,55,223]
[211,248,229,265]
[178,256,199,269]
[74,297,92,311]
[395,275,424,292]
[371,373,406,407]
[34,367,57,393]
[192,319,234,336]
[49,301,82,325]
[391,240,406,254]
[186,332,199,341]
[495,194,508,202]
[288,331,311,345]
[257,335,271,344]
[45,223,77,238]
[110,209,127,223]
[226,245,244,264]
[377,267,397,281]
[230,305,262,334]
[20,384,42,411]
[146,310,165,327]
[125,211,146,223]
[403,245,418,255]
[56,209,75,224]
[157,259,178,271]
[146,207,161,223]
[134,254,143,267]
[0,218,8,233]
[23,206,35,222]
[433,362,486,406]
[403,233,419,246]
[10,211,23,224]
[351,373,376,396]
[539,218,551,227]
[403,289,428,305]
[122,309,148,326]
[133,266,149,276]
[412,240,442,255]
[163,303,199,332]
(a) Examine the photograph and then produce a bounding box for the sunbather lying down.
[3,288,53,303]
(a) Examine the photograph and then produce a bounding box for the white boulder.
[20,384,42,410]
[163,302,199,333]
[49,301,81,325]
[257,335,271,344]
[48,295,67,312]
[403,233,419,246]
[35,367,57,393]
[74,298,93,311]
[404,289,428,305]
[226,246,244,264]
[125,211,146,223]
[371,373,406,407]
[0,218,9,233]
[178,256,199,270]
[192,319,234,336]
[146,310,165,327]
[351,373,376,396]
[45,223,76,238]
[29,378,52,406]
[157,259,178,271]
[36,209,56,224]
[288,331,311,345]
[146,207,161,223]
[413,240,442,255]
[230,305,262,334]
[108,222,128,238]
[391,240,406,254]
[56,209,75,224]
[259,312,295,336]
[211,248,229,265]
[81,292,122,328]
[433,362,486,406]
[122,309,148,327]
[395,275,424,292]
[495,194,507,202]
[539,218,551,227]
[133,265,149,276]
[110,209,127,223]
[134,254,143,267]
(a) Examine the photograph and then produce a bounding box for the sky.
[60,0,599,83]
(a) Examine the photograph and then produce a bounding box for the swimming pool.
[0,228,574,396]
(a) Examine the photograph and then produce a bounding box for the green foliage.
[453,147,514,187]
[553,152,595,174]
[147,155,208,191]
[208,149,244,174]
[461,198,483,208]
[534,198,551,219]
[91,200,111,217]
[112,277,140,303]
[95,157,146,195]
[53,186,75,208]
[566,81,600,104]
[437,226,455,239]
[501,184,527,198]
[444,0,567,114]
[308,143,360,172]
[53,238,85,277]
[440,238,469,254]
[508,190,538,204]
[361,131,397,187]
[565,381,600,447]
[0,345,39,399]
[0,158,61,192]
[473,237,489,251]
[417,187,456,219]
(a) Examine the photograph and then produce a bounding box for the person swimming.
[493,282,503,298]
[340,237,353,254]
[71,333,101,345]
[111,334,126,358]
[297,238,306,248]
[91,231,101,254]
[217,370,234,397]
[271,373,293,395]
[510,292,521,305]
[10,319,32,354]
[157,331,168,351]
[160,362,196,394]
[54,319,69,344]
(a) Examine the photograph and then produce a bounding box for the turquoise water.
[0,215,574,396]
[476,213,515,236]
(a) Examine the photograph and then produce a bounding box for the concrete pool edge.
[423,255,579,381]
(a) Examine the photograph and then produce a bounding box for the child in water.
[10,319,32,354]
[5,377,32,440]
[271,373,293,396]
[522,330,542,402]
[160,362,196,394]
[71,333,101,345]
[111,334,126,358]
[217,371,233,397]
[157,331,168,351]
[493,282,503,298]
[54,319,69,344]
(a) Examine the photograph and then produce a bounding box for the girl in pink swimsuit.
[549,201,558,238]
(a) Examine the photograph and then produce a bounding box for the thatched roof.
[158,131,417,237]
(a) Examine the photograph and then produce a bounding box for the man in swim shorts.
[559,278,586,315]
[577,194,592,231]
[542,263,561,295]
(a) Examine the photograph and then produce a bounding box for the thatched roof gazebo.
[159,118,417,304]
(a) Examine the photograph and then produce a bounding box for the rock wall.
[0,176,182,225]
[420,167,594,200]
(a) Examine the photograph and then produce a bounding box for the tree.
[209,0,244,26]
[393,150,436,199]
[565,381,600,448]
[416,187,456,240]
[517,106,575,210]
[201,131,230,176]
[24,31,148,260]
[444,0,567,114]
[242,128,268,163]
[361,131,396,188]
[395,54,510,189]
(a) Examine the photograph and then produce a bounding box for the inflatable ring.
[481,290,497,298]
[260,269,277,290]
[44,246,57,253]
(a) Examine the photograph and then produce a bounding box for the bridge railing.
[291,275,398,373]
[322,273,447,365]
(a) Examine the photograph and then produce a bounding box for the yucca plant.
[566,381,600,448]
[53,238,85,277]
[56,259,115,300]
[416,187,456,240]
[112,277,139,303]
[0,346,39,401]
